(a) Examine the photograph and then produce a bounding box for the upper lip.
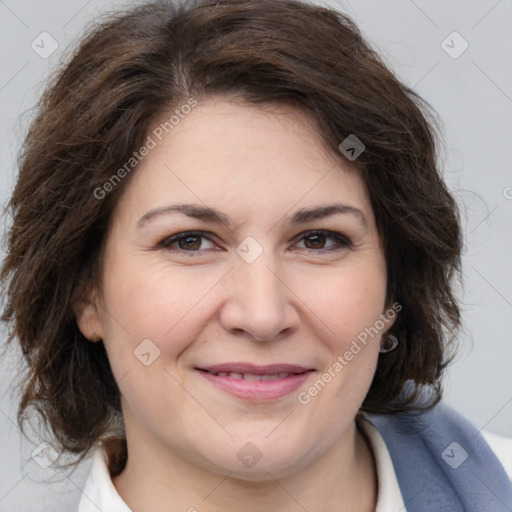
[197,363,312,375]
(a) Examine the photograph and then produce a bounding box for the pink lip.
[196,362,314,401]
[200,362,311,374]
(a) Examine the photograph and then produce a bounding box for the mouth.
[195,363,314,401]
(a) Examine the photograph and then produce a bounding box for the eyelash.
[158,230,352,256]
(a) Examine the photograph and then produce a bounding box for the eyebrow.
[136,203,368,229]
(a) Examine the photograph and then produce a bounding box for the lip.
[196,362,314,401]
[200,362,311,374]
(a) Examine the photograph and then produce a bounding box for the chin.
[192,437,321,482]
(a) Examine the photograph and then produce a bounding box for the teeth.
[244,373,261,381]
[211,371,292,380]
[260,374,279,381]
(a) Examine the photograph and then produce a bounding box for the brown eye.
[177,234,202,250]
[295,230,352,252]
[160,231,216,252]
[304,233,327,249]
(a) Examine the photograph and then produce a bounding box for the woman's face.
[78,97,392,479]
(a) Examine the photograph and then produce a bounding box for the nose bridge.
[235,235,282,295]
[221,240,297,341]
[239,252,283,304]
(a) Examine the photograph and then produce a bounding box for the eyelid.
[158,230,218,249]
[291,229,352,250]
[158,229,352,254]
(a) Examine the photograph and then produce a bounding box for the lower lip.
[198,370,313,401]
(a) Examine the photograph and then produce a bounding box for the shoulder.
[366,403,512,509]
[368,403,512,471]
[482,430,512,480]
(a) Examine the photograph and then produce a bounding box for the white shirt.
[77,419,512,512]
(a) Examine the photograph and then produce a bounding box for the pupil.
[306,234,325,249]
[179,235,201,250]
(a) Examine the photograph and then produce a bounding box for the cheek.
[97,259,207,424]
[101,253,219,336]
[98,255,225,379]
[294,260,388,348]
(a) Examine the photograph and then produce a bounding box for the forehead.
[112,96,374,230]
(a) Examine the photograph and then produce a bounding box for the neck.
[113,420,377,512]
[113,423,377,512]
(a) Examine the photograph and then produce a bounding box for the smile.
[196,363,314,401]
[204,371,293,380]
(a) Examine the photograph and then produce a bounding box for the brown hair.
[1,0,462,463]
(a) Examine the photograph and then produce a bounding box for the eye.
[294,230,352,252]
[159,231,217,252]
[158,229,352,256]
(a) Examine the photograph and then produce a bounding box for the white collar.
[360,416,407,512]
[77,447,131,512]
[77,419,406,512]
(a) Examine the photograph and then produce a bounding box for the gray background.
[1,0,511,510]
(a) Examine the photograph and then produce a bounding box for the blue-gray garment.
[369,404,512,511]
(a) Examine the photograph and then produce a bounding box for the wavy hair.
[1,0,462,465]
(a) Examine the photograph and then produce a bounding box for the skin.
[76,96,395,512]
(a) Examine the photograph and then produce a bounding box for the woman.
[1,0,511,511]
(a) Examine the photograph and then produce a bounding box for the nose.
[219,252,299,342]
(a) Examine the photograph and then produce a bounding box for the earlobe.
[73,292,104,342]
[381,300,400,334]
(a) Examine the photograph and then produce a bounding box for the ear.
[381,301,401,334]
[73,289,104,342]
